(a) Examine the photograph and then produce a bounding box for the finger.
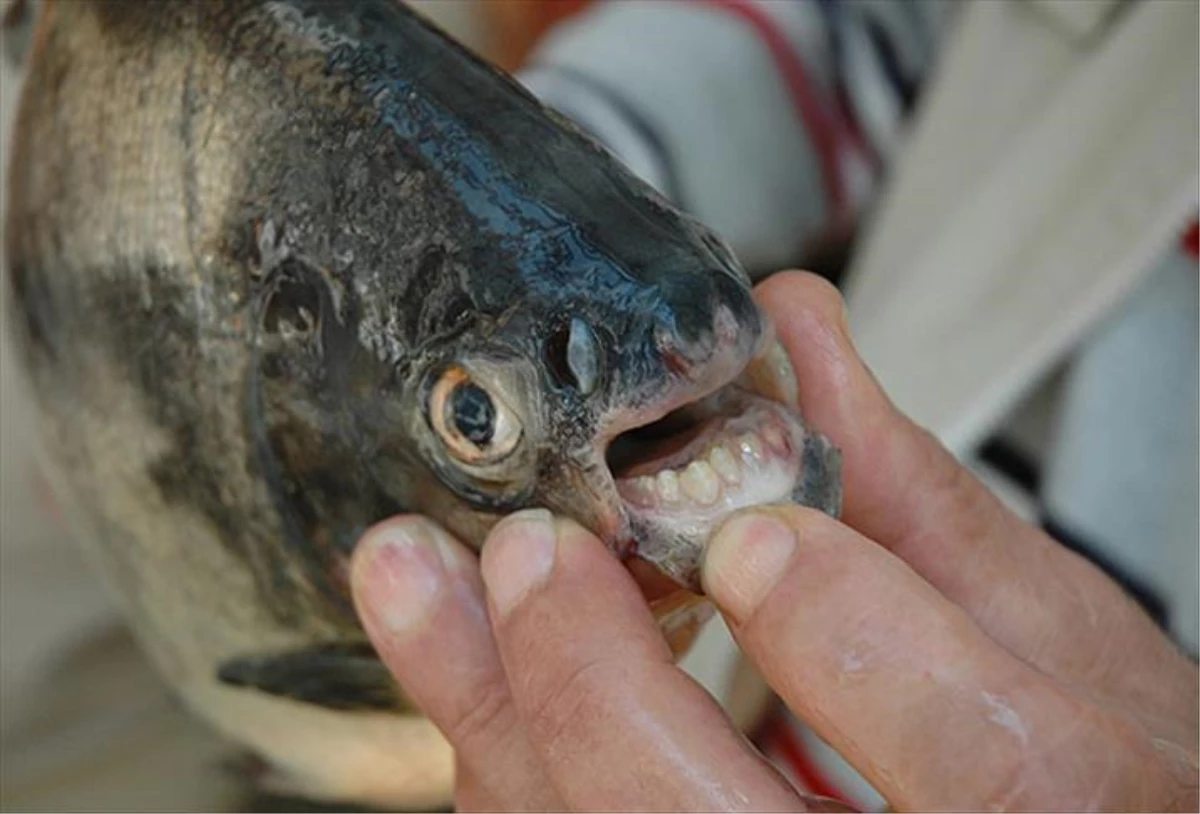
[479,509,804,812]
[454,759,500,813]
[704,506,1174,811]
[754,272,1180,697]
[351,516,563,812]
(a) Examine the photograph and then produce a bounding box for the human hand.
[350,272,1199,811]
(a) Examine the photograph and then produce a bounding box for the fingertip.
[354,515,475,585]
[703,508,796,624]
[752,272,921,542]
[480,508,558,618]
[752,272,866,427]
[352,514,429,590]
[351,515,462,639]
[550,512,607,549]
[354,513,421,563]
[703,506,853,624]
[549,515,651,604]
[754,270,850,340]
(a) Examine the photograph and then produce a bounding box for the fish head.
[404,218,840,591]
[242,0,840,592]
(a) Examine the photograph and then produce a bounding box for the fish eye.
[429,366,522,464]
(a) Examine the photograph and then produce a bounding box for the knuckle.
[441,680,518,757]
[975,704,1165,811]
[522,657,622,753]
[452,759,486,813]
[906,423,1010,539]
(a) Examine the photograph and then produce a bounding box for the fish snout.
[652,271,764,386]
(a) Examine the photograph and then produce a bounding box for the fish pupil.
[452,383,495,447]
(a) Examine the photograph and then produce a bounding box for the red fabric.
[1182,217,1198,261]
[760,712,852,805]
[692,0,857,219]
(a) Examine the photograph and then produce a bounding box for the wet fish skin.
[4,0,775,804]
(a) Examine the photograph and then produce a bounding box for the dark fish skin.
[3,0,788,802]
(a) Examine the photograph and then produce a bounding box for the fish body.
[4,0,840,806]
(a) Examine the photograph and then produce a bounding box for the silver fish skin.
[4,0,841,806]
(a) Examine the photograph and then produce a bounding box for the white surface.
[845,0,1200,456]
[1044,252,1199,653]
[1027,0,1123,41]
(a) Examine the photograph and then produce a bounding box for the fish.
[2,0,841,806]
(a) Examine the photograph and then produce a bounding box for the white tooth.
[656,469,682,504]
[766,340,800,408]
[623,476,657,508]
[739,339,800,408]
[680,460,721,505]
[738,433,763,462]
[709,444,741,485]
[763,425,788,455]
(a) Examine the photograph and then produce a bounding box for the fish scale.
[4,0,840,806]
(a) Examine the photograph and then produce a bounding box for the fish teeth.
[708,444,741,485]
[762,425,788,455]
[763,339,800,409]
[679,460,721,505]
[656,469,682,504]
[621,422,795,511]
[737,338,799,409]
[624,476,657,508]
[738,432,763,462]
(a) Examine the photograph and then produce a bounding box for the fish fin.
[223,751,383,812]
[217,642,410,712]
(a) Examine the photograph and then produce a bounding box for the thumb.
[701,505,1151,811]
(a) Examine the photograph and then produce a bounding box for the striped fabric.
[519,0,954,278]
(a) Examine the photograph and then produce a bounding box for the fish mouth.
[604,337,842,592]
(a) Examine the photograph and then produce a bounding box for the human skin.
[350,271,1200,812]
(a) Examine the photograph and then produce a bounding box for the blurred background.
[1,0,1196,810]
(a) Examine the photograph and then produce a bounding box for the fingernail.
[481,508,556,617]
[703,511,795,622]
[356,519,454,634]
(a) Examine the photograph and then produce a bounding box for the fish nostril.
[566,317,600,395]
[544,317,602,395]
[653,272,758,374]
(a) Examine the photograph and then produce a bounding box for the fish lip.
[586,313,765,556]
[591,321,827,589]
[610,392,805,586]
[596,307,772,448]
[628,423,841,592]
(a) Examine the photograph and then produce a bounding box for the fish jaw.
[544,311,843,593]
[619,395,842,590]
